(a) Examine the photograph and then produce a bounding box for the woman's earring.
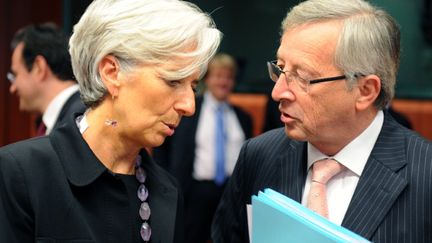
[105,95,118,127]
[104,119,118,127]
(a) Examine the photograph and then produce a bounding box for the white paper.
[247,204,252,243]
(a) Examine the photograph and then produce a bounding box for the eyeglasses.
[267,60,347,92]
[7,72,15,83]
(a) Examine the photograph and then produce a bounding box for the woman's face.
[113,62,199,148]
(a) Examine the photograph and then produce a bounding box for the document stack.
[251,189,370,243]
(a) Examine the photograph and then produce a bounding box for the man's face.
[205,66,235,101]
[9,42,42,112]
[271,20,358,146]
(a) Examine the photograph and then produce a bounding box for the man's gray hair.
[69,0,222,107]
[282,0,400,109]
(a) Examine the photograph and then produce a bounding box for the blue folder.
[251,189,370,243]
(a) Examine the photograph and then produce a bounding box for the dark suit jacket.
[211,111,432,243]
[35,91,86,133]
[52,91,86,130]
[153,96,253,196]
[0,113,184,243]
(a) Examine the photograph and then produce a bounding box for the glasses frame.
[7,72,15,83]
[267,60,347,92]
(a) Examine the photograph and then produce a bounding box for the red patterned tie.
[307,159,345,218]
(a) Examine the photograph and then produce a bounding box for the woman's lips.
[163,123,177,136]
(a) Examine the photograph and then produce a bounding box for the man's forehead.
[277,22,341,58]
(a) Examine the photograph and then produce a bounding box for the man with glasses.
[8,23,85,136]
[212,0,432,242]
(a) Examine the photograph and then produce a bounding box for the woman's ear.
[99,55,121,97]
[355,74,381,111]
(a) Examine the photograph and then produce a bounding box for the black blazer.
[211,111,432,243]
[0,113,184,243]
[35,91,86,133]
[153,96,253,196]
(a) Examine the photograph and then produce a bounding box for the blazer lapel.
[278,140,307,202]
[342,113,408,239]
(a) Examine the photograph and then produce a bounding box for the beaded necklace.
[76,114,151,242]
[135,155,151,241]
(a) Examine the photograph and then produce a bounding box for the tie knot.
[311,159,345,184]
[36,121,47,136]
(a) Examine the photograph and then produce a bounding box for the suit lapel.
[342,113,408,239]
[278,140,307,202]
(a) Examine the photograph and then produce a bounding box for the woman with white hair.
[0,0,221,242]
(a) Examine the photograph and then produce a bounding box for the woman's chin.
[143,135,166,148]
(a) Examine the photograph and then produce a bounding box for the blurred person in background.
[8,22,85,136]
[153,53,252,243]
[0,0,221,242]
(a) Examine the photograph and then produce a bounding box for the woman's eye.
[165,78,198,93]
[167,80,181,86]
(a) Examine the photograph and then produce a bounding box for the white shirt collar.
[43,84,79,134]
[76,111,90,134]
[307,110,384,176]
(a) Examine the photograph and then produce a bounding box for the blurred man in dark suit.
[8,23,85,135]
[212,0,432,242]
[153,53,252,243]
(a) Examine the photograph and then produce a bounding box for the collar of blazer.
[48,113,176,190]
[49,113,106,186]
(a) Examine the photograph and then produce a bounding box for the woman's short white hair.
[281,0,400,109]
[69,0,222,107]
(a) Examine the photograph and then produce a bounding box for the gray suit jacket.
[211,111,432,243]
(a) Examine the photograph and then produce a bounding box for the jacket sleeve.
[0,149,34,243]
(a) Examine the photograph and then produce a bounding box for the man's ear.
[99,55,121,97]
[355,74,381,111]
[31,55,50,82]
